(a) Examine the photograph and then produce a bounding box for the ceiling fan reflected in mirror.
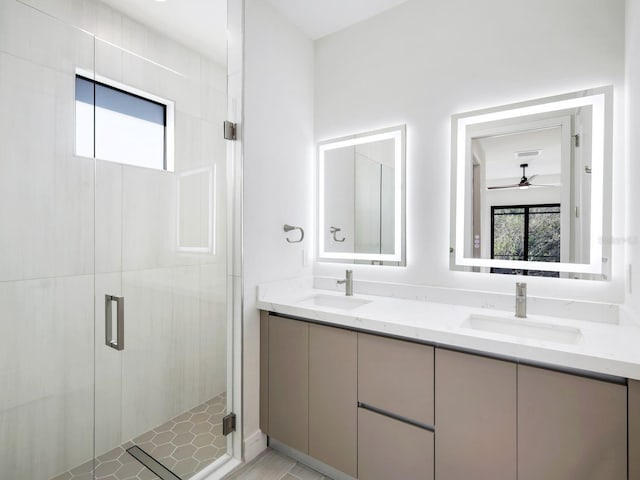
[487,163,560,190]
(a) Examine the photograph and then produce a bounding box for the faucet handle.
[515,282,527,318]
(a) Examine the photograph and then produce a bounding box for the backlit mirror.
[450,87,612,279]
[318,125,406,265]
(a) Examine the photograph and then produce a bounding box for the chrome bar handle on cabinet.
[105,294,125,351]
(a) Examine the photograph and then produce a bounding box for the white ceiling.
[266,0,410,39]
[99,0,227,66]
[98,0,410,67]
[476,127,562,184]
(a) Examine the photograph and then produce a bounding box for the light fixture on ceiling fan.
[487,163,559,190]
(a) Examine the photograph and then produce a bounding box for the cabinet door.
[358,407,434,480]
[358,333,434,425]
[435,349,517,480]
[629,379,640,480]
[268,315,309,453]
[309,324,357,477]
[518,365,627,480]
[259,311,269,434]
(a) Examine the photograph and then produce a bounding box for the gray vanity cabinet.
[265,314,309,454]
[260,312,633,480]
[308,324,358,477]
[434,349,517,480]
[517,365,627,480]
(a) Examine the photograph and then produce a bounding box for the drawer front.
[358,407,434,480]
[358,333,434,425]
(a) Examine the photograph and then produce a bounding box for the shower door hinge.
[222,413,236,436]
[223,121,237,140]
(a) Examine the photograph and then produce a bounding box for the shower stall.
[0,0,239,478]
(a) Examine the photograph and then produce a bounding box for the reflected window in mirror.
[318,125,406,266]
[490,204,560,277]
[450,87,612,279]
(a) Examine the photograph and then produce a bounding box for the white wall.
[243,0,314,459]
[626,0,640,313]
[314,0,626,303]
[0,0,228,477]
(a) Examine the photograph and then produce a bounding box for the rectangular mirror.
[450,87,612,278]
[318,125,406,265]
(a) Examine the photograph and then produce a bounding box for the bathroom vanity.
[257,282,640,480]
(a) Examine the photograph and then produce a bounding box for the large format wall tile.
[122,166,182,271]
[117,265,227,444]
[199,262,228,398]
[95,160,123,274]
[94,272,124,457]
[121,267,177,441]
[0,52,95,282]
[0,0,94,75]
[0,275,94,479]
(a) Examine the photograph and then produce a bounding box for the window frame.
[490,203,561,276]
[74,68,175,171]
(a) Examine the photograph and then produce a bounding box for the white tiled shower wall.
[0,0,228,478]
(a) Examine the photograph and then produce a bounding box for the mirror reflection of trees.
[492,205,560,277]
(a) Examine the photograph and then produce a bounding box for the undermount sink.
[297,294,372,310]
[461,314,583,345]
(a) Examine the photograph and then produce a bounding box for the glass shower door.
[92,2,231,479]
[0,1,232,479]
[0,1,96,479]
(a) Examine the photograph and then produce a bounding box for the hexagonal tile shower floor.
[51,393,227,480]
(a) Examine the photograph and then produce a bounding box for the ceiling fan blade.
[487,184,521,190]
[527,174,538,182]
[529,182,561,188]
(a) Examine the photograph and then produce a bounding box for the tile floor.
[223,449,333,480]
[51,393,227,480]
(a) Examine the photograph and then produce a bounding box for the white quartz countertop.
[257,280,640,381]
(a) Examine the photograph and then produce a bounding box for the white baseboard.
[244,430,268,463]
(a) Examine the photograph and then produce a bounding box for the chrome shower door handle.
[105,294,125,351]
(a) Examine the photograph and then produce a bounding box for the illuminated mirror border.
[451,87,612,275]
[317,125,406,264]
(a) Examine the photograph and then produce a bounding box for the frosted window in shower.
[75,75,171,171]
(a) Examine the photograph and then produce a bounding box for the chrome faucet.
[337,270,353,296]
[515,282,527,318]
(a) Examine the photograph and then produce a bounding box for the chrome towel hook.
[284,224,304,243]
[330,226,345,242]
